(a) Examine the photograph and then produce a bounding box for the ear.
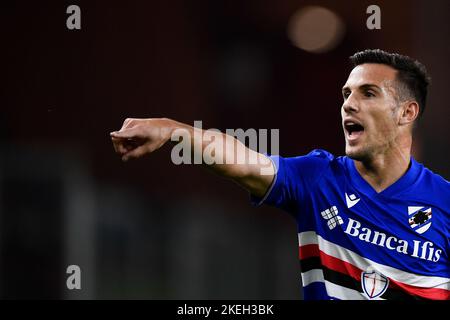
[398,101,419,125]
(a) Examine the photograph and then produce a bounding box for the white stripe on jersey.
[301,269,325,287]
[302,270,384,300]
[298,231,319,245]
[298,231,450,290]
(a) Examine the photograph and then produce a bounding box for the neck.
[354,138,412,193]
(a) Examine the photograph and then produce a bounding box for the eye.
[342,91,350,99]
[364,91,375,97]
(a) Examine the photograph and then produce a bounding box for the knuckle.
[124,118,135,126]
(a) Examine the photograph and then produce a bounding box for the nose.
[342,94,359,114]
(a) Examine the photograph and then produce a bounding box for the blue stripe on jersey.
[303,281,333,300]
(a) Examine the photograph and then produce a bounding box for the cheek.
[372,116,397,137]
[362,118,382,139]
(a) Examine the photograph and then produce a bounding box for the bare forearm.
[111,117,274,197]
[167,119,275,197]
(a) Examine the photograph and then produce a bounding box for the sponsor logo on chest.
[320,200,441,262]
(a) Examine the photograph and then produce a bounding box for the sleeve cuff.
[249,156,278,206]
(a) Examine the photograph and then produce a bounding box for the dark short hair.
[349,49,431,117]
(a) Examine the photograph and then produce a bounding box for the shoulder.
[305,149,336,160]
[274,149,346,175]
[279,149,336,165]
[269,149,337,184]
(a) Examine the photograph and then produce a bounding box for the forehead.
[344,63,397,88]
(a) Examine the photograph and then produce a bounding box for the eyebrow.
[342,83,382,92]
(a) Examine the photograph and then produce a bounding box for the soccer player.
[110,49,449,300]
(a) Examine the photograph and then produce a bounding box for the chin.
[345,145,368,161]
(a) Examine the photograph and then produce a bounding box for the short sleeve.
[250,149,333,213]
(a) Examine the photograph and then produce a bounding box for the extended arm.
[110,118,275,198]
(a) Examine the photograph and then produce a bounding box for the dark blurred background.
[0,0,448,299]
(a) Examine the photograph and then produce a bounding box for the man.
[110,49,449,300]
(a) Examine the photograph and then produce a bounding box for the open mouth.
[344,121,365,140]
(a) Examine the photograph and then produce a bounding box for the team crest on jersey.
[408,206,432,234]
[361,268,389,299]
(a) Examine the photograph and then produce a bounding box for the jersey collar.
[346,156,422,197]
